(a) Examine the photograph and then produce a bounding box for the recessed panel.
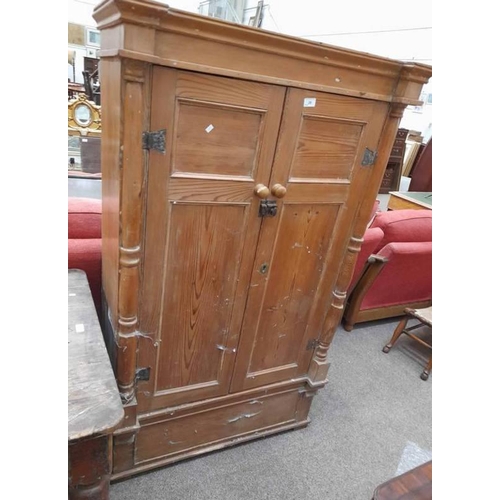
[173,101,263,177]
[290,116,363,180]
[157,203,246,391]
[249,203,339,374]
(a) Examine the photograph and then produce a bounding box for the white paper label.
[303,98,316,107]
[205,124,215,133]
[75,324,85,333]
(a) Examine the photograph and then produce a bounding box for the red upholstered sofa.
[68,198,102,312]
[343,209,432,331]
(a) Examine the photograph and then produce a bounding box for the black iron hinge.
[306,339,320,350]
[135,367,151,382]
[361,148,377,166]
[142,129,166,153]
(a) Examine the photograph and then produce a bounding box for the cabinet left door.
[136,67,286,412]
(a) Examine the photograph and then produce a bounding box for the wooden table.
[68,270,124,499]
[388,191,432,211]
[372,461,432,499]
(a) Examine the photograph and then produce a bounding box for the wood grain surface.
[137,67,285,411]
[156,203,246,391]
[68,270,123,441]
[68,270,123,499]
[231,87,388,392]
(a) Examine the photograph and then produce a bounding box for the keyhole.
[259,263,268,274]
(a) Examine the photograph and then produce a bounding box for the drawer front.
[390,146,404,157]
[135,389,300,463]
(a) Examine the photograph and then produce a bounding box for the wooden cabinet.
[94,0,431,480]
[379,128,409,193]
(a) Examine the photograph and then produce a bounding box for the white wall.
[68,45,88,83]
[68,0,101,26]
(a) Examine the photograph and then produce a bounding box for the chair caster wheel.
[382,346,391,353]
[420,372,429,381]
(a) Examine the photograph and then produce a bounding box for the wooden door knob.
[271,183,287,198]
[254,184,270,199]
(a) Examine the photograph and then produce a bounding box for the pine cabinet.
[93,0,431,479]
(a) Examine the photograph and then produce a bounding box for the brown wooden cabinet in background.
[379,128,409,194]
[94,0,431,480]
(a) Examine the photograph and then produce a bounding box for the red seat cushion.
[370,209,432,252]
[68,197,102,239]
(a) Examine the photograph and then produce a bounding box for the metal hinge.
[135,367,151,381]
[361,148,377,166]
[306,339,320,350]
[142,129,166,153]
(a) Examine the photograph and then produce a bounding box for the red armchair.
[68,197,102,312]
[343,209,432,331]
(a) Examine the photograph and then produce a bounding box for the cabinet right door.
[231,88,389,392]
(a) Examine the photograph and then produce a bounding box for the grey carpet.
[110,317,431,499]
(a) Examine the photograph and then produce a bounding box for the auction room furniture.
[372,461,432,500]
[379,128,409,194]
[388,191,432,210]
[383,306,432,380]
[68,270,124,499]
[93,0,432,479]
[343,209,432,330]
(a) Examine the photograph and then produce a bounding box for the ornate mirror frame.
[68,94,101,137]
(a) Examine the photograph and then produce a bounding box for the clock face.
[74,104,92,126]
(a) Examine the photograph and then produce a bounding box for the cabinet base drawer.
[137,389,299,463]
[111,387,309,480]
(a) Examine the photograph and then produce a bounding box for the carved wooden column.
[308,103,407,384]
[115,59,151,403]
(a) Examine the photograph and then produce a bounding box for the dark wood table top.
[68,270,124,441]
[373,461,432,500]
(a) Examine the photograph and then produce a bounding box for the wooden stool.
[383,306,432,380]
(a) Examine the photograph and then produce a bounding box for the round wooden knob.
[254,184,270,199]
[271,183,287,198]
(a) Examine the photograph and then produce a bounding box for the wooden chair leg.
[344,321,354,332]
[383,316,409,353]
[420,356,432,381]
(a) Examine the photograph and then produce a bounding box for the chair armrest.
[343,253,389,331]
[367,254,389,265]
